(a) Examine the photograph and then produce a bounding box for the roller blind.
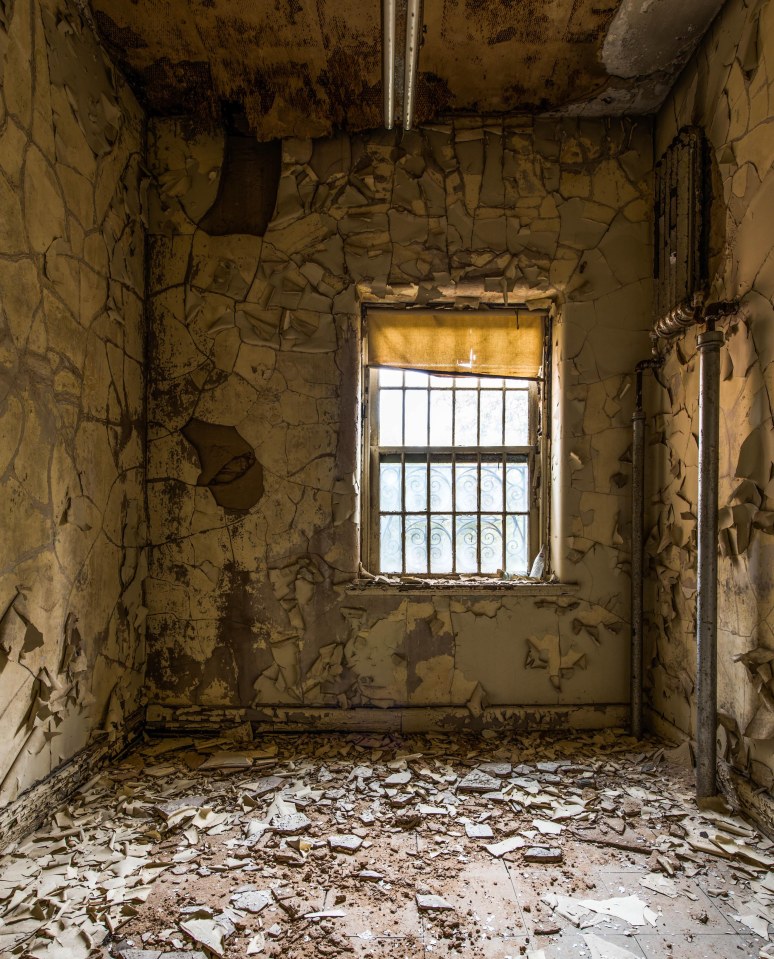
[366,309,545,379]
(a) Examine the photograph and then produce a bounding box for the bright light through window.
[368,368,538,576]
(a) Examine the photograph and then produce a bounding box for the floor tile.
[598,870,737,936]
[347,934,425,957]
[635,931,764,958]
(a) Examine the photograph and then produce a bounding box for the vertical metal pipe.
[696,328,723,798]
[382,0,396,130]
[403,0,421,131]
[631,375,645,740]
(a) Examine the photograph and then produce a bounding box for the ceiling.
[89,0,727,140]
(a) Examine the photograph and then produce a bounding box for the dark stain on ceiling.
[88,0,726,140]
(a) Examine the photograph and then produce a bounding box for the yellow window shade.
[366,309,545,379]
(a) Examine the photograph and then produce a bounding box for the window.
[362,308,547,578]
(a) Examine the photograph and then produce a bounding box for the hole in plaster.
[181,419,264,512]
[199,134,281,237]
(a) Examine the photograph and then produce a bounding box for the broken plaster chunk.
[524,846,563,864]
[477,762,512,778]
[180,916,233,956]
[533,818,563,835]
[733,913,770,938]
[578,895,658,927]
[465,822,494,839]
[416,894,455,912]
[357,870,384,882]
[485,836,526,857]
[199,750,252,771]
[270,811,311,835]
[384,770,411,786]
[246,933,266,955]
[245,775,284,797]
[328,834,363,854]
[457,769,501,793]
[583,933,642,958]
[230,887,273,913]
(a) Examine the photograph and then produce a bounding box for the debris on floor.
[0,729,772,957]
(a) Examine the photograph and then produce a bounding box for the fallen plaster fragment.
[416,894,455,911]
[583,932,642,958]
[465,821,494,839]
[245,775,284,796]
[271,811,312,834]
[198,751,253,770]
[579,895,659,927]
[545,893,658,927]
[533,818,563,835]
[485,836,526,857]
[246,932,266,954]
[230,887,272,913]
[477,762,512,777]
[384,770,411,785]
[524,846,563,863]
[458,769,501,793]
[180,917,231,956]
[328,834,363,853]
[639,872,678,898]
[733,913,771,938]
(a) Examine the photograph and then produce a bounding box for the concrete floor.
[0,730,772,958]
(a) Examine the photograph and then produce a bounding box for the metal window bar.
[369,367,538,576]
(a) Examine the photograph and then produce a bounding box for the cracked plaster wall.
[145,115,653,726]
[0,0,146,802]
[648,0,774,788]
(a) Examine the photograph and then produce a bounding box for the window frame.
[360,305,551,581]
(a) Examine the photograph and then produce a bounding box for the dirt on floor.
[0,728,773,958]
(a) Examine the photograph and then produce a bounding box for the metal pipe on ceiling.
[403,0,422,131]
[695,326,723,798]
[382,0,396,129]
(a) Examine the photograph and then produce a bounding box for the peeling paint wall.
[0,0,146,802]
[145,116,652,726]
[649,0,774,785]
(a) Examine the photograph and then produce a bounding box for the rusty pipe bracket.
[634,357,663,413]
[654,299,740,339]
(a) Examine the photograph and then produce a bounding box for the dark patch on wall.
[199,135,281,237]
[92,10,148,51]
[141,59,219,121]
[406,618,455,696]
[317,44,382,131]
[181,419,264,511]
[414,73,454,126]
[215,564,272,705]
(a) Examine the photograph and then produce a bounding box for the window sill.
[346,576,577,597]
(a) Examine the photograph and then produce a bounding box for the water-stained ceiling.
[89,0,726,140]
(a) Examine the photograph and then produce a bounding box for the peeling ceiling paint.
[88,0,724,139]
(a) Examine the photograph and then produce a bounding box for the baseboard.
[645,706,774,839]
[644,706,688,744]
[0,709,144,852]
[718,761,774,839]
[145,702,629,735]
